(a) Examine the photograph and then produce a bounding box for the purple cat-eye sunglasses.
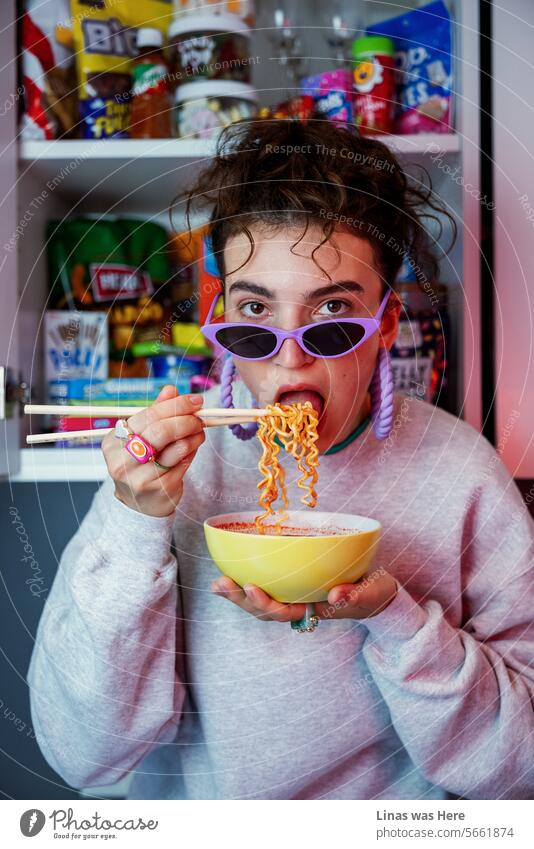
[200,289,391,360]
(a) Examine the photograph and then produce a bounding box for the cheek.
[233,359,266,393]
[327,347,377,397]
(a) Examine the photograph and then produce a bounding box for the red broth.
[214,522,357,537]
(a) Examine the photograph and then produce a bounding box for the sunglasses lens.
[302,322,366,356]
[215,326,278,358]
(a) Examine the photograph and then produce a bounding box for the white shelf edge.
[12,448,107,483]
[20,133,459,162]
[19,137,216,162]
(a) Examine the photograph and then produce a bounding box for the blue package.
[80,96,130,140]
[368,0,453,134]
[147,356,206,379]
[48,376,191,404]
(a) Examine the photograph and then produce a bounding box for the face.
[222,224,400,454]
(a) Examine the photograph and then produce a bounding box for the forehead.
[223,224,380,291]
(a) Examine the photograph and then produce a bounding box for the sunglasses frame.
[200,289,392,360]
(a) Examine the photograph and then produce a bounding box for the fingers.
[210,572,398,623]
[316,573,397,620]
[101,385,206,479]
[154,383,180,403]
[211,577,307,623]
[127,392,204,447]
[155,429,205,468]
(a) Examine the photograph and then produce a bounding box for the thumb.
[327,583,360,607]
[155,384,179,404]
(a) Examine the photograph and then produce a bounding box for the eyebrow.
[227,280,365,300]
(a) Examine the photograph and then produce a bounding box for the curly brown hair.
[175,119,455,295]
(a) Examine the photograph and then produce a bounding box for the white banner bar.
[2,799,533,848]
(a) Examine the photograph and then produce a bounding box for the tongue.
[278,390,324,416]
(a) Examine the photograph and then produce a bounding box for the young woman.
[29,121,534,800]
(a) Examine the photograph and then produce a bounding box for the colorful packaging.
[47,216,175,384]
[368,1,453,134]
[48,376,191,405]
[352,36,395,135]
[262,95,315,122]
[390,281,448,403]
[21,0,78,140]
[44,311,108,388]
[52,414,119,448]
[300,70,353,124]
[47,216,170,316]
[69,0,173,139]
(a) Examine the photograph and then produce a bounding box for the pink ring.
[124,433,156,464]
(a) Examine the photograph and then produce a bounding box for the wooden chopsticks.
[24,404,280,445]
[24,404,273,418]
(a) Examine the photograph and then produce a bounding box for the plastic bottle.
[129,28,173,139]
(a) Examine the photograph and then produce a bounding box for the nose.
[273,337,315,369]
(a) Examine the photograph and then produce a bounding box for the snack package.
[51,415,120,448]
[47,217,173,362]
[69,0,173,139]
[21,0,78,139]
[368,1,453,134]
[44,311,108,388]
[48,376,191,404]
[301,70,353,124]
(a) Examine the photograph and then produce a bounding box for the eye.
[316,299,351,317]
[239,301,269,319]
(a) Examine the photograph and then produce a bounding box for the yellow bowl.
[204,510,382,603]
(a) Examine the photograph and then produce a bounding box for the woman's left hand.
[210,568,398,623]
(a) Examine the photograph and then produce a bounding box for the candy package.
[369,0,453,134]
[21,0,78,139]
[69,0,172,138]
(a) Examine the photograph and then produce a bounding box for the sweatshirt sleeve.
[361,451,534,800]
[27,477,186,790]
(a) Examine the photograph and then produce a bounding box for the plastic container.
[352,35,395,134]
[175,80,257,138]
[168,13,252,86]
[172,1,254,26]
[129,28,173,138]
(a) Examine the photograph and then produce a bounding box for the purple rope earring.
[220,353,258,441]
[369,347,394,439]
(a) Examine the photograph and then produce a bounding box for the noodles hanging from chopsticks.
[255,403,319,534]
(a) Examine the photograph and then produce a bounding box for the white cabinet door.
[0,0,20,477]
[493,0,534,477]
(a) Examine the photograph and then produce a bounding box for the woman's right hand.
[101,385,205,517]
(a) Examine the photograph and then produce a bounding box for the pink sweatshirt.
[28,389,534,799]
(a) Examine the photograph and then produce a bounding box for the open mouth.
[275,386,325,418]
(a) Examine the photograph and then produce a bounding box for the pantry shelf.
[13,448,107,483]
[19,134,459,213]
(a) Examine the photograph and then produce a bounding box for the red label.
[90,264,153,302]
